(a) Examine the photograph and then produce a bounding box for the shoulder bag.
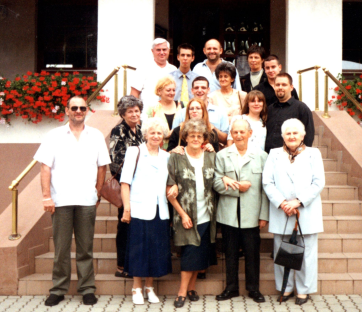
[100,146,140,208]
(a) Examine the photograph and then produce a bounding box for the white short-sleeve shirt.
[34,124,111,207]
[131,60,177,120]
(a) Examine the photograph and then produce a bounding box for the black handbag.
[274,211,305,271]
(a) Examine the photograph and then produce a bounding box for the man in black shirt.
[265,73,314,154]
[240,45,267,92]
[254,55,299,106]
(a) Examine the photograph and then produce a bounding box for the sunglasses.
[70,106,87,112]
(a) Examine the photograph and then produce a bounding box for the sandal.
[114,270,133,278]
[174,296,186,308]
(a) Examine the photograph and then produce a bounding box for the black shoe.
[248,291,265,303]
[215,289,239,301]
[115,270,133,278]
[44,294,64,306]
[83,293,98,305]
[187,290,199,301]
[174,296,186,308]
[295,295,310,305]
[197,272,206,279]
[278,291,295,303]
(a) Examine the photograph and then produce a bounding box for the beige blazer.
[213,144,269,228]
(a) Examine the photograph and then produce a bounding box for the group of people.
[34,37,325,308]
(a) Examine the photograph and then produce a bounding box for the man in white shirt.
[131,38,177,119]
[34,96,111,307]
[193,39,241,93]
[172,76,229,144]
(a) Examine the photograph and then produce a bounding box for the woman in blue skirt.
[121,117,177,305]
[167,120,217,308]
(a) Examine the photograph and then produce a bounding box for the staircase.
[18,133,362,296]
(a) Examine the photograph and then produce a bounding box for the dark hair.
[264,54,280,65]
[242,90,268,127]
[177,43,195,56]
[192,76,209,88]
[117,95,144,117]
[275,73,293,85]
[215,62,237,80]
[246,44,266,60]
[67,95,85,107]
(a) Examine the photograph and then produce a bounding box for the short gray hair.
[117,95,143,117]
[230,118,251,132]
[152,38,170,49]
[141,117,169,139]
[181,120,208,142]
[281,118,306,137]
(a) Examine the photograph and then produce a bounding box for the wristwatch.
[296,198,303,207]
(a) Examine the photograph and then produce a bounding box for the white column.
[286,0,342,111]
[97,0,156,110]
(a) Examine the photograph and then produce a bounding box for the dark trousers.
[50,205,96,295]
[116,207,129,268]
[221,223,261,292]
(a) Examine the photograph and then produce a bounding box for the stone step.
[324,172,348,185]
[318,146,328,158]
[90,215,362,235]
[323,159,337,172]
[97,200,362,218]
[34,251,362,275]
[321,185,358,201]
[18,272,362,296]
[49,232,362,255]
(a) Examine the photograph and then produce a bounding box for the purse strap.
[132,146,141,177]
[281,209,305,245]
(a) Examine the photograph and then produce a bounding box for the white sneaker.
[144,286,160,303]
[132,288,144,305]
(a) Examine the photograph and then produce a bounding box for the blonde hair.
[154,76,176,96]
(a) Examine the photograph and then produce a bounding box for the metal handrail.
[297,65,320,110]
[112,65,137,116]
[322,68,362,113]
[8,66,121,240]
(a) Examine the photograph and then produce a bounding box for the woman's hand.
[222,176,240,190]
[170,146,185,155]
[121,209,131,224]
[167,184,179,199]
[202,143,215,152]
[181,214,193,229]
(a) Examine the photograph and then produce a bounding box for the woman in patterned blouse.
[167,120,217,308]
[109,95,144,279]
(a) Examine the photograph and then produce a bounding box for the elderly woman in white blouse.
[263,118,325,306]
[120,117,176,305]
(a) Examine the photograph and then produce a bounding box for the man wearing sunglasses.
[34,96,111,307]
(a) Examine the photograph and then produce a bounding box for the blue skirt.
[124,206,172,277]
[181,222,216,271]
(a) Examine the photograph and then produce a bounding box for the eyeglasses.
[70,106,87,112]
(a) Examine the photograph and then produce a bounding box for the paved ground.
[0,294,361,312]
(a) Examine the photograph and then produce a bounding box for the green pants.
[50,205,97,295]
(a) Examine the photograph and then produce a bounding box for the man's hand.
[181,214,193,229]
[222,176,240,190]
[43,198,55,215]
[238,181,251,192]
[259,220,268,229]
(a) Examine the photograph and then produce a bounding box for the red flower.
[346,85,352,90]
[337,95,342,100]
[23,86,29,91]
[73,78,80,84]
[73,71,80,75]
[36,82,41,86]
[87,76,94,81]
[31,79,36,83]
[358,82,362,86]
[349,111,355,116]
[54,73,61,77]
[34,73,39,77]
[51,81,57,87]
[48,87,55,91]
[27,71,32,75]
[342,101,348,107]
[39,77,45,81]
[23,75,28,79]
[40,71,47,76]
[15,77,21,81]
[342,80,347,84]
[63,73,69,77]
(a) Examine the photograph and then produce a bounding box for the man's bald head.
[204,39,222,49]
